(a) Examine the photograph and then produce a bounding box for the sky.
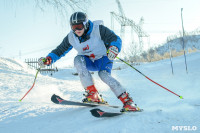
[0,0,200,62]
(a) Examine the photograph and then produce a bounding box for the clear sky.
[0,0,200,62]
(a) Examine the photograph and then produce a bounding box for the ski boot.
[82,85,107,104]
[118,92,141,112]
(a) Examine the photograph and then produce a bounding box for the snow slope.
[0,52,200,133]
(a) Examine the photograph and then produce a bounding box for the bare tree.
[35,0,91,13]
[125,42,141,62]
[147,48,155,62]
[7,0,91,19]
[141,51,147,62]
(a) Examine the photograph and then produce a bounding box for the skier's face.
[75,28,84,37]
[71,23,85,37]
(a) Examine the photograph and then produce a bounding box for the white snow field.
[0,52,199,133]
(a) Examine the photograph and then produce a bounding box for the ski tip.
[90,108,105,118]
[19,100,21,102]
[51,94,65,104]
[90,108,123,118]
[51,94,60,104]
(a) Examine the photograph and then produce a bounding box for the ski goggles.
[71,23,84,31]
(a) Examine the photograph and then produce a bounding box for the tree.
[8,0,91,18]
[127,42,138,61]
[147,48,155,62]
[141,51,147,62]
[35,0,91,13]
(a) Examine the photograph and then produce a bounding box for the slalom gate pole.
[19,68,40,102]
[116,57,183,99]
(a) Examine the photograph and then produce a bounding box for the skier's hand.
[107,46,119,60]
[38,57,52,68]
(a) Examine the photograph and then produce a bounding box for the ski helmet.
[70,12,89,31]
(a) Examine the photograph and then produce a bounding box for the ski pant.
[74,55,126,97]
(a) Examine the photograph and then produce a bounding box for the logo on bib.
[83,45,89,51]
[90,54,95,59]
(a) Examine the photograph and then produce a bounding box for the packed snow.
[0,52,200,133]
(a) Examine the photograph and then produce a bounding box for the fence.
[25,58,58,75]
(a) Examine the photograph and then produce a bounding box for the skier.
[38,12,140,112]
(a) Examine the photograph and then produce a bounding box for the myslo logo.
[172,126,197,131]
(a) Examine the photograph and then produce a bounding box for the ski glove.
[107,46,119,60]
[38,56,52,68]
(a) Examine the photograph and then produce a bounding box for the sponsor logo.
[89,53,95,59]
[83,45,89,51]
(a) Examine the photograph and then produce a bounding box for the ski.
[90,108,123,117]
[90,108,143,118]
[51,94,120,108]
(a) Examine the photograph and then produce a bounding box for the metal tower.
[111,0,149,54]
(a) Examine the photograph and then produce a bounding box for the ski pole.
[19,68,40,102]
[116,57,183,99]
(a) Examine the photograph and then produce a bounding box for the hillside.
[156,35,200,55]
[0,52,200,133]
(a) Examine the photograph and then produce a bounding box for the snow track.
[0,52,200,133]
